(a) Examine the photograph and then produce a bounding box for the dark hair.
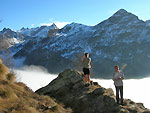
[85,53,89,57]
[114,65,119,68]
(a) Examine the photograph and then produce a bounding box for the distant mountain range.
[1,9,150,78]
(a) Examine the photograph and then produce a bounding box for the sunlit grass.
[0,58,72,113]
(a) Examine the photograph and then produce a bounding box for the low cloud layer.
[15,65,57,92]
[14,66,150,109]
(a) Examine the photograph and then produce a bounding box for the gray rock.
[36,69,150,113]
[92,88,105,95]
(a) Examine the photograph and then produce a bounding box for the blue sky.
[0,0,150,31]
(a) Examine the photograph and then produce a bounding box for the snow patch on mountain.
[18,24,58,38]
[145,20,150,27]
[18,27,38,36]
[62,22,94,36]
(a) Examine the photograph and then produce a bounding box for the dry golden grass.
[0,58,72,113]
[0,63,8,80]
[0,97,17,111]
[0,82,69,113]
[0,59,2,63]
[0,58,8,80]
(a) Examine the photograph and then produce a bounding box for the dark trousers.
[115,86,123,104]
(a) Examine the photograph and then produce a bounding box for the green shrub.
[6,73,16,82]
[50,105,58,112]
[0,89,9,98]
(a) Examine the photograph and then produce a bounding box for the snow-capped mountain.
[145,20,150,27]
[18,23,58,38]
[2,9,150,78]
[0,24,58,51]
[0,28,25,50]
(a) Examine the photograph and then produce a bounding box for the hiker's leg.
[120,86,123,104]
[87,74,90,83]
[115,86,119,104]
[83,68,87,83]
[87,68,90,83]
[83,75,86,82]
[85,75,89,83]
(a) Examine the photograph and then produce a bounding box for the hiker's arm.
[81,56,85,62]
[113,73,119,81]
[112,73,116,81]
[90,59,93,68]
[118,73,124,80]
[121,73,124,80]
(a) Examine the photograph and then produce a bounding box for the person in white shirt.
[81,53,91,86]
[113,65,124,105]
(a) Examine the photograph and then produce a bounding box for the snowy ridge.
[145,20,150,27]
[62,22,94,36]
[2,9,150,78]
[18,27,39,37]
[18,23,58,38]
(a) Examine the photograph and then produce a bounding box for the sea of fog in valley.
[13,58,150,109]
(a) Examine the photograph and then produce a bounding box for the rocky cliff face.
[10,9,150,78]
[0,59,72,113]
[36,69,150,113]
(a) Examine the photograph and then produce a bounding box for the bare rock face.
[48,29,58,38]
[36,69,150,113]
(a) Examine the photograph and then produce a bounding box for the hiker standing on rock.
[81,53,92,86]
[113,65,124,105]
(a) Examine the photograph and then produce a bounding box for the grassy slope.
[0,59,72,113]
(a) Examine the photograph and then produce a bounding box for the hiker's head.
[85,53,89,58]
[114,65,119,71]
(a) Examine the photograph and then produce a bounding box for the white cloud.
[14,64,150,109]
[15,65,57,91]
[31,24,35,27]
[40,21,70,29]
[15,67,150,109]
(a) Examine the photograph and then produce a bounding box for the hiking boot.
[90,81,93,85]
[121,102,124,106]
[85,83,90,87]
[121,100,124,105]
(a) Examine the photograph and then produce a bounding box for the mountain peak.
[105,9,140,24]
[113,9,131,17]
[2,28,12,32]
[64,22,89,29]
[117,9,127,13]
[20,27,25,30]
[0,28,14,34]
[51,23,58,29]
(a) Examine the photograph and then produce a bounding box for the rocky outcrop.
[0,34,10,50]
[36,69,150,113]
[48,29,59,38]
